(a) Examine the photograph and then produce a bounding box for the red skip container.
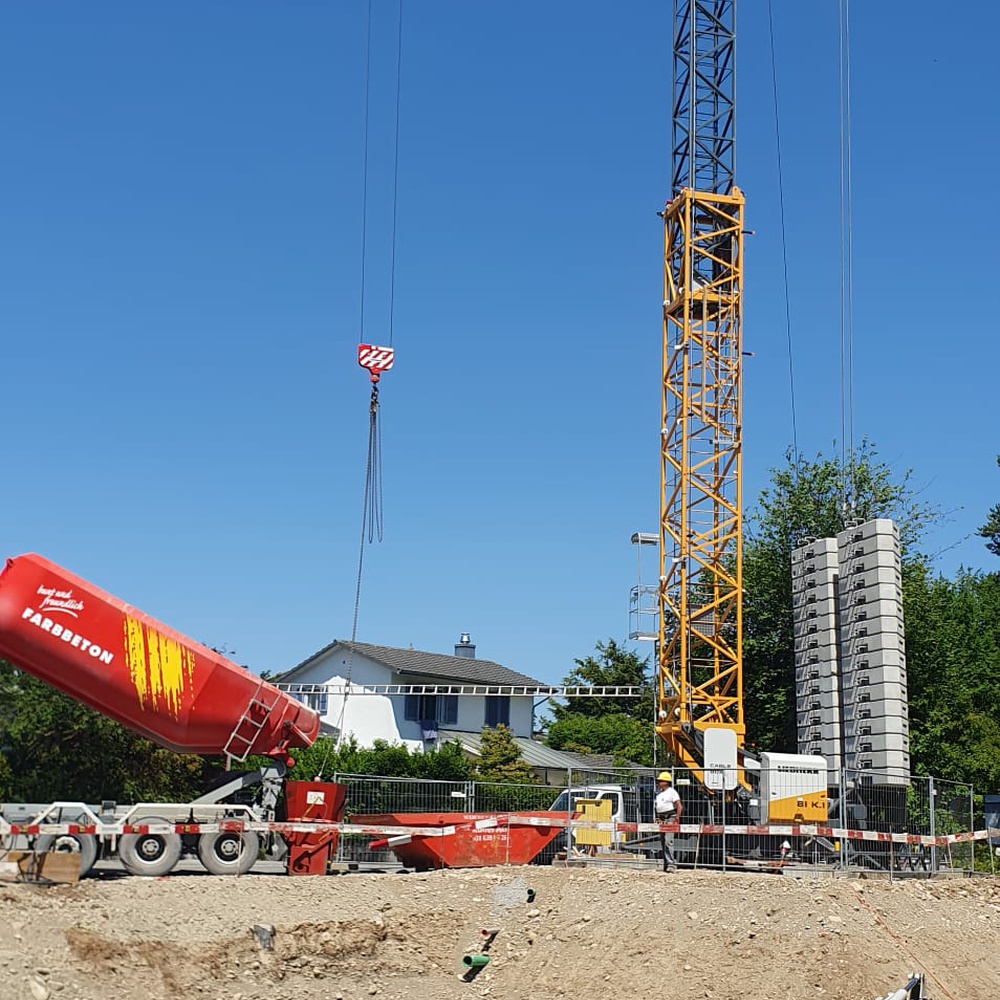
[353,811,568,870]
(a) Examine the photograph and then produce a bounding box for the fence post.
[968,784,975,875]
[721,769,727,874]
[332,772,344,863]
[928,776,937,875]
[570,768,577,861]
[839,764,847,873]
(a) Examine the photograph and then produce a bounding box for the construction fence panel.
[554,764,978,875]
[926,775,975,875]
[331,773,473,867]
[468,781,558,814]
[560,767,664,865]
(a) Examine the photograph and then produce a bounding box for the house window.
[404,694,458,727]
[310,691,329,715]
[485,696,511,729]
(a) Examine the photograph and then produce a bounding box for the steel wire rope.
[765,0,799,479]
[387,0,404,347]
[358,0,373,340]
[838,0,857,520]
[327,0,404,765]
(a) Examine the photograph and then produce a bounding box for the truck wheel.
[34,833,99,878]
[197,831,259,876]
[118,817,182,877]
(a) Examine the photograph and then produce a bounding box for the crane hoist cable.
[327,348,393,755]
[326,0,404,760]
[838,0,857,519]
[765,0,799,472]
[358,0,404,350]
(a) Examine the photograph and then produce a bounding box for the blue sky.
[1,2,997,686]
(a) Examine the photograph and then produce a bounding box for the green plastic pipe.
[462,954,490,969]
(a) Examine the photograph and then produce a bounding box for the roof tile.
[280,640,545,687]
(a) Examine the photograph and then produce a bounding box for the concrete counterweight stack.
[835,519,910,785]
[791,519,910,790]
[792,537,842,777]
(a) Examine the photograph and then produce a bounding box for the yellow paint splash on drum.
[123,615,196,717]
[124,616,151,708]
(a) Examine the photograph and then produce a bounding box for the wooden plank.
[0,851,81,884]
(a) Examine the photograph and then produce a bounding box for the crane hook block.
[358,344,395,383]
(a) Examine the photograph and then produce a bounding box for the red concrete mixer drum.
[0,553,319,760]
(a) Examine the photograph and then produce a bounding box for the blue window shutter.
[485,696,510,728]
[404,694,419,721]
[441,695,458,726]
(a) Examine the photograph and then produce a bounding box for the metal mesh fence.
[326,766,980,875]
[330,774,471,867]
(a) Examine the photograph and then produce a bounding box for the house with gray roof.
[276,633,546,752]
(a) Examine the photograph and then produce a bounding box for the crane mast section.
[672,0,736,198]
[656,186,745,777]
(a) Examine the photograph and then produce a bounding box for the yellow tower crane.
[655,2,746,783]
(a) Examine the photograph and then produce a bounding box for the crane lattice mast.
[656,0,746,775]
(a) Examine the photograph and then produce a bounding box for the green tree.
[0,752,11,800]
[548,639,652,722]
[0,661,206,802]
[474,725,538,785]
[275,735,474,783]
[742,441,939,753]
[542,639,654,766]
[903,566,1000,789]
[977,455,1000,557]
[545,713,654,766]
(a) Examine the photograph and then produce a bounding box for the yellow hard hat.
[656,771,672,782]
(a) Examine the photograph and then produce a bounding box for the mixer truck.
[0,553,329,877]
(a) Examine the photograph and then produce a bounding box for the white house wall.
[509,697,533,736]
[287,651,410,748]
[319,650,388,688]
[286,646,535,750]
[339,676,410,747]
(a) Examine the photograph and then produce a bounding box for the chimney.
[454,632,476,658]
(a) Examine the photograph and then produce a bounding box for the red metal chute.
[0,554,319,759]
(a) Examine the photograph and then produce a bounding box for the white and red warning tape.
[2,814,996,849]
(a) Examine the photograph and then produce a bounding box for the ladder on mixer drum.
[224,681,282,763]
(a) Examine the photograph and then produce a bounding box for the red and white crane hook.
[357,343,395,385]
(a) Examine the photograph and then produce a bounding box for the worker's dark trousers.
[657,814,676,869]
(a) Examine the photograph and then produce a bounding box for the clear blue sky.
[2,2,997,686]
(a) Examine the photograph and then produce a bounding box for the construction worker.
[654,771,683,872]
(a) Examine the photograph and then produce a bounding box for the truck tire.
[34,833,99,878]
[118,817,182,877]
[197,831,259,876]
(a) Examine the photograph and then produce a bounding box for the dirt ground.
[1,865,998,1000]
